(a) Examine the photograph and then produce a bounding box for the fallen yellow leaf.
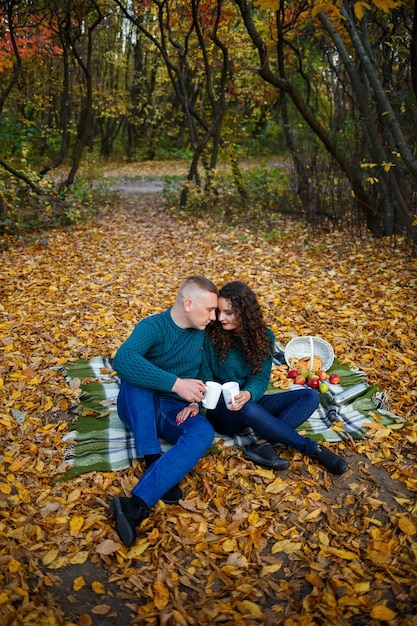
[153,580,169,610]
[126,539,150,559]
[73,576,86,591]
[8,558,21,572]
[241,599,264,618]
[69,515,84,535]
[271,540,303,554]
[397,516,417,535]
[91,581,105,594]
[319,547,358,560]
[370,603,396,620]
[303,507,324,521]
[222,538,238,552]
[42,549,59,565]
[69,551,89,565]
[261,562,282,576]
[248,510,259,525]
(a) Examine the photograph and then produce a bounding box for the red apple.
[307,377,320,389]
[329,373,340,385]
[287,369,299,379]
[294,374,306,385]
[318,370,328,380]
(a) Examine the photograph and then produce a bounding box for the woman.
[178,281,347,475]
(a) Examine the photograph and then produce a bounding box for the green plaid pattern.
[59,356,402,480]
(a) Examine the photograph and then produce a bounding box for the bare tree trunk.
[276,0,310,207]
[0,195,5,226]
[0,1,22,114]
[0,1,43,194]
[116,0,232,208]
[320,2,416,239]
[411,0,417,101]
[234,0,416,243]
[64,3,103,187]
[340,1,417,179]
[234,0,377,231]
[40,22,72,175]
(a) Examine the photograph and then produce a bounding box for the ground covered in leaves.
[0,162,417,625]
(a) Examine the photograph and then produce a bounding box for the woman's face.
[217,297,238,331]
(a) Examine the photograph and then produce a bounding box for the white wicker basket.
[284,336,334,371]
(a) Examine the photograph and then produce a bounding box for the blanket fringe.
[63,443,75,463]
[62,431,77,442]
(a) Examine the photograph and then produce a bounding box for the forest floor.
[0,162,416,626]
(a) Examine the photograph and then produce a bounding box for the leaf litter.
[0,168,416,625]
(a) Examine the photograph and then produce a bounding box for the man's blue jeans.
[117,381,214,508]
[207,388,320,457]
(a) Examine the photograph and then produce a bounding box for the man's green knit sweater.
[113,308,205,401]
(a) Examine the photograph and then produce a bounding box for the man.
[112,275,218,547]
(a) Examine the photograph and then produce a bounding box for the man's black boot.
[314,445,347,475]
[144,454,183,504]
[112,495,149,547]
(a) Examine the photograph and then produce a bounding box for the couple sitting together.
[112,275,347,547]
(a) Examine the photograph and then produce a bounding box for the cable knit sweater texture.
[113,307,205,401]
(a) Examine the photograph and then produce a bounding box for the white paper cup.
[222,381,240,410]
[202,381,222,410]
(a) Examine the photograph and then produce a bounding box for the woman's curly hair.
[207,281,272,375]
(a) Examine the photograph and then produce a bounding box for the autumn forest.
[1,0,417,625]
[1,0,417,243]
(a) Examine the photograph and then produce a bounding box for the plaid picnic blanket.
[60,356,401,480]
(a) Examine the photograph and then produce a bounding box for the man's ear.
[184,298,192,312]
